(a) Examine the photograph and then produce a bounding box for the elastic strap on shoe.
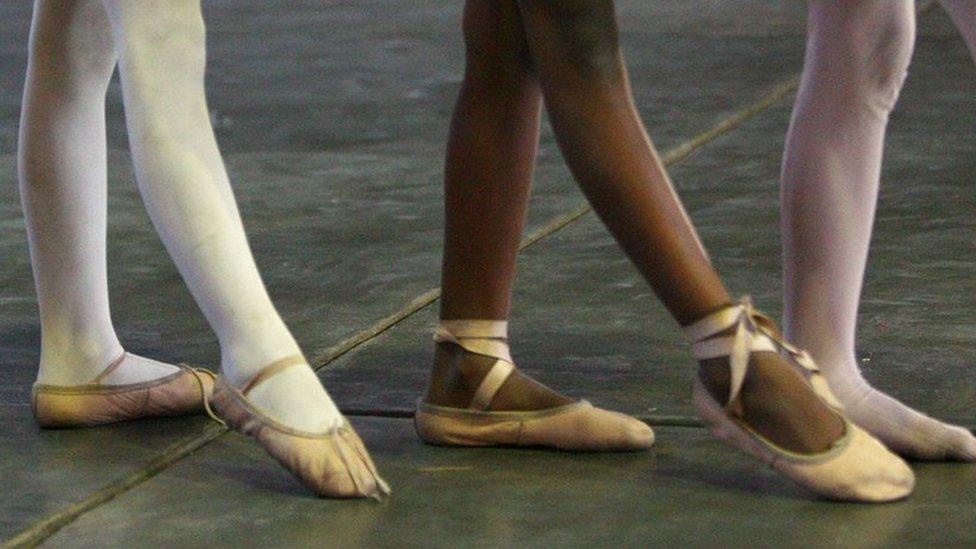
[91,352,129,383]
[182,365,225,426]
[434,320,515,411]
[240,355,309,396]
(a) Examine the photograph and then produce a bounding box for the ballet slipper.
[686,297,915,503]
[414,324,654,452]
[32,351,215,429]
[210,355,391,500]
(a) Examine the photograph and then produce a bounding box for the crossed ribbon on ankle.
[727,297,843,410]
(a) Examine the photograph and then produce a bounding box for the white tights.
[781,0,976,460]
[18,0,341,432]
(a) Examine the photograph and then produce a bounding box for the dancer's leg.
[940,0,976,60]
[439,0,540,322]
[514,0,844,452]
[426,0,575,412]
[781,0,975,460]
[19,0,180,386]
[98,0,340,432]
[514,0,725,324]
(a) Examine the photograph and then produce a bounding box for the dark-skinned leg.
[513,0,844,453]
[424,0,573,411]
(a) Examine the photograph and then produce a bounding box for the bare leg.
[97,0,341,432]
[19,0,180,385]
[426,0,575,412]
[439,0,540,322]
[515,0,728,324]
[514,0,843,452]
[782,0,975,460]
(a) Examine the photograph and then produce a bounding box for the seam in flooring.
[342,408,707,428]
[2,76,800,549]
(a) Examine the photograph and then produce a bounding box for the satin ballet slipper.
[210,355,390,500]
[32,352,215,429]
[414,325,654,451]
[686,297,915,503]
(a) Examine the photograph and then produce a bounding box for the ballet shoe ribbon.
[183,365,225,426]
[687,296,844,411]
[727,297,760,406]
[433,324,513,363]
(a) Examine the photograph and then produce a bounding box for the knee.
[859,16,914,113]
[114,3,208,85]
[26,8,116,93]
[460,3,534,87]
[522,0,622,81]
[109,3,210,139]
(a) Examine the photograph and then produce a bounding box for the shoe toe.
[304,456,377,499]
[214,382,391,500]
[620,415,655,449]
[864,449,915,502]
[839,427,915,502]
[946,426,976,462]
[573,405,654,451]
[960,439,976,462]
[850,466,914,502]
[149,369,213,415]
[262,428,389,499]
[339,428,392,497]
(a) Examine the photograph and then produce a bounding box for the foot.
[830,377,976,461]
[424,342,575,411]
[36,349,183,386]
[694,305,845,455]
[688,299,914,502]
[699,351,846,454]
[32,351,215,428]
[241,361,345,434]
[417,340,653,451]
[211,356,389,499]
[99,353,182,385]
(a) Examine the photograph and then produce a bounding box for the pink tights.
[781,0,976,460]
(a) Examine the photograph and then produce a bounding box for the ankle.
[37,333,124,385]
[436,319,511,359]
[425,343,496,407]
[218,326,304,386]
[811,357,870,403]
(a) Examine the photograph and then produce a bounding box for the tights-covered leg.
[95,0,341,432]
[781,0,975,460]
[19,0,181,386]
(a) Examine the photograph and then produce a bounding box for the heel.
[32,361,214,429]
